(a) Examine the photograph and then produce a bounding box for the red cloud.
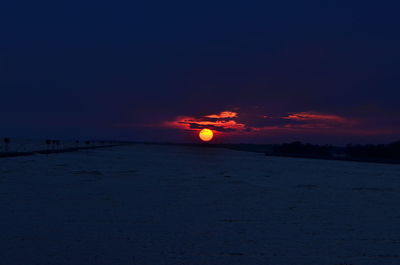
[283,112,351,124]
[163,110,398,137]
[204,111,238,119]
[164,111,245,132]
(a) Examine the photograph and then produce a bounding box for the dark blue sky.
[1,1,400,144]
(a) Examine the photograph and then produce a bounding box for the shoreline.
[0,143,133,158]
[136,142,400,165]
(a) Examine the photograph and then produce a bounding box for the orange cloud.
[117,109,399,140]
[164,111,245,132]
[164,110,370,135]
[205,111,238,119]
[283,112,350,123]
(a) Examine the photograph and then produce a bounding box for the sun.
[199,128,214,142]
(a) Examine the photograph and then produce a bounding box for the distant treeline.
[346,141,400,159]
[141,141,400,162]
[273,141,332,157]
[1,137,133,156]
[271,141,400,161]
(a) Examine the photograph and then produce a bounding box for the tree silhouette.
[3,137,10,152]
[273,141,332,156]
[46,139,51,151]
[56,140,61,150]
[346,141,400,159]
[52,140,57,150]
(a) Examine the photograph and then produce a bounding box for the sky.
[1,1,400,144]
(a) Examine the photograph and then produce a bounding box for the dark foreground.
[1,144,400,264]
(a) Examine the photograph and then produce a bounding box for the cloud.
[164,111,246,132]
[163,109,400,139]
[164,110,356,134]
[204,111,238,119]
[282,112,351,124]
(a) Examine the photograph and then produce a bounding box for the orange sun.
[199,128,214,142]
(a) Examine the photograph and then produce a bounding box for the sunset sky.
[1,1,400,144]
